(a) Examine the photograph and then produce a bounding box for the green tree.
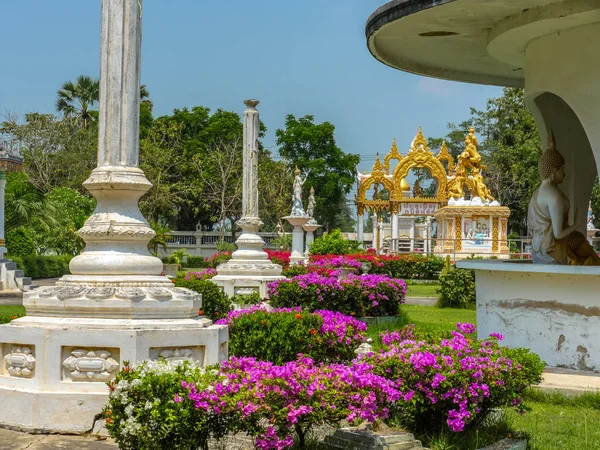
[56,75,100,127]
[275,115,360,231]
[45,187,96,255]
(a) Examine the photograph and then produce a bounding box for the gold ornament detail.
[383,138,401,172]
[455,217,462,252]
[492,217,499,252]
[436,141,455,172]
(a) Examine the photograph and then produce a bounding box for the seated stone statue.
[527,132,600,265]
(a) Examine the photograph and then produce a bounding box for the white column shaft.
[0,174,5,258]
[98,0,142,167]
[357,214,364,248]
[305,231,314,256]
[242,101,260,218]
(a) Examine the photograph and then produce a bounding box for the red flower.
[309,328,317,335]
[295,313,303,320]
[198,309,203,316]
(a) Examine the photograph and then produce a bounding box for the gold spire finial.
[411,127,429,152]
[294,166,301,176]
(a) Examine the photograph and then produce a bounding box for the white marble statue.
[291,167,309,216]
[307,187,316,217]
[528,132,600,265]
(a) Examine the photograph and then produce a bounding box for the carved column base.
[0,316,228,433]
[23,275,203,319]
[70,166,162,276]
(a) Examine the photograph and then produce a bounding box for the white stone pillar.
[70,0,159,276]
[212,100,284,295]
[0,172,5,259]
[357,214,364,248]
[409,221,415,252]
[303,221,321,257]
[391,212,399,252]
[285,217,309,264]
[372,213,377,249]
[0,1,228,434]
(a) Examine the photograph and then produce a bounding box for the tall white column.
[70,0,159,276]
[213,100,284,296]
[409,221,415,252]
[0,173,5,259]
[372,213,377,249]
[357,214,364,248]
[1,1,227,433]
[391,212,399,252]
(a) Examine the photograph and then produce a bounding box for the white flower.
[144,400,153,411]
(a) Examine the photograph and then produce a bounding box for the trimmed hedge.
[370,254,444,280]
[180,256,211,269]
[11,255,72,279]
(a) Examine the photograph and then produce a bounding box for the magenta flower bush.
[184,268,217,281]
[309,255,362,270]
[181,356,400,449]
[216,306,367,364]
[268,273,406,317]
[365,323,545,434]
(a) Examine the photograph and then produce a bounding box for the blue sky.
[0,1,500,176]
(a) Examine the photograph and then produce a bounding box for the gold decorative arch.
[383,138,402,172]
[436,141,455,173]
[356,154,397,203]
[391,129,448,201]
[355,127,496,215]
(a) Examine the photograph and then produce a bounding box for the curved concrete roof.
[366,0,600,87]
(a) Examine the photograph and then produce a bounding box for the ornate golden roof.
[355,127,496,211]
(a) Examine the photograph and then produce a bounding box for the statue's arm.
[548,193,579,239]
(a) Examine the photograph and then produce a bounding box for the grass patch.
[420,411,520,450]
[406,284,439,297]
[507,390,600,449]
[0,305,26,324]
[366,305,476,343]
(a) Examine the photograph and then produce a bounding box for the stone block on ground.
[324,426,425,450]
[477,438,527,450]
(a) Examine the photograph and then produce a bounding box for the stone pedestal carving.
[212,100,284,298]
[0,0,226,433]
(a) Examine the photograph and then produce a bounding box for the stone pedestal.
[0,0,226,433]
[284,215,310,265]
[324,426,424,450]
[459,260,600,371]
[302,220,321,257]
[212,100,284,297]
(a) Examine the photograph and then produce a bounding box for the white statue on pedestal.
[307,187,316,218]
[528,132,600,265]
[291,167,309,216]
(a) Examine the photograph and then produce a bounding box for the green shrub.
[216,308,367,364]
[230,291,262,306]
[370,254,444,280]
[180,256,210,269]
[215,240,237,253]
[208,251,232,268]
[11,255,72,279]
[6,227,36,257]
[0,306,25,324]
[308,229,358,255]
[281,263,309,277]
[104,360,228,450]
[173,278,232,322]
[437,266,476,308]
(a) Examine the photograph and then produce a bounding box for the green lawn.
[506,390,600,450]
[406,283,440,297]
[366,305,476,343]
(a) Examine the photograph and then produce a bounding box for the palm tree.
[56,75,100,127]
[147,221,172,255]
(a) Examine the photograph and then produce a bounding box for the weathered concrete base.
[458,260,600,371]
[324,427,424,450]
[212,262,284,299]
[0,316,228,433]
